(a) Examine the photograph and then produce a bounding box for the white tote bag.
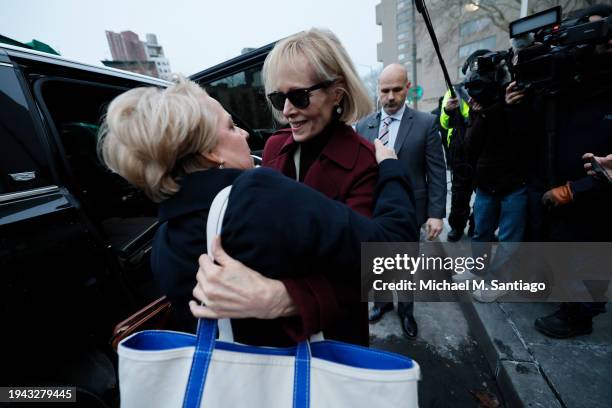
[118,186,420,408]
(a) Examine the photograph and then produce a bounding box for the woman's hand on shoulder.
[189,236,296,320]
[374,139,397,164]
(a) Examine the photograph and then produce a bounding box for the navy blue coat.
[152,160,417,346]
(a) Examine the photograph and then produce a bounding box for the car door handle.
[9,171,36,181]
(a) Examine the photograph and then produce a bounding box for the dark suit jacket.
[262,122,378,345]
[151,163,417,347]
[356,106,447,225]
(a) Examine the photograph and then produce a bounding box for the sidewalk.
[442,180,612,407]
[460,301,612,408]
[370,300,505,407]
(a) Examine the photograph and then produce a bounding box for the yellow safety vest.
[440,89,469,147]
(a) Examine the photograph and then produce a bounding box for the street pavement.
[368,177,611,407]
[464,301,612,408]
[369,301,505,407]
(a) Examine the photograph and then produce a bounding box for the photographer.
[440,84,474,241]
[460,50,531,302]
[521,5,612,338]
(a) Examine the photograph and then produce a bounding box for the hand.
[374,138,397,163]
[444,97,459,112]
[425,218,444,240]
[583,153,612,179]
[189,236,296,320]
[505,81,525,105]
[468,97,483,113]
[541,182,574,207]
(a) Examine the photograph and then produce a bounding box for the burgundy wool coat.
[262,122,378,345]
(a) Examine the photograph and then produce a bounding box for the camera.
[461,50,511,107]
[509,6,612,94]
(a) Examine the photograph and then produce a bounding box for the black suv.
[0,42,276,407]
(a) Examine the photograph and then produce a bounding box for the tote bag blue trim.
[294,342,310,408]
[120,321,416,408]
[311,341,414,370]
[179,319,310,408]
[121,330,414,370]
[182,319,216,408]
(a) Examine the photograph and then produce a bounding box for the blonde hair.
[98,77,218,203]
[263,28,373,124]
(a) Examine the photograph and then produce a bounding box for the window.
[397,32,412,44]
[397,1,406,10]
[38,78,157,246]
[210,71,246,87]
[0,66,52,195]
[398,53,407,61]
[204,65,276,151]
[460,18,490,37]
[397,21,410,33]
[459,36,496,58]
[397,10,410,23]
[398,43,407,51]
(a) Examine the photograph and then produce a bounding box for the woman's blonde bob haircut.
[263,28,373,125]
[98,77,218,203]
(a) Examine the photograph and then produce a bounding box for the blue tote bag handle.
[183,185,311,407]
[182,318,311,408]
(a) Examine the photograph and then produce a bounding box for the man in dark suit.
[356,63,447,339]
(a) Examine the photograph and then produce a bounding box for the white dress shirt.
[379,104,407,152]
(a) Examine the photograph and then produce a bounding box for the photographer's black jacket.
[466,102,529,195]
[529,76,612,241]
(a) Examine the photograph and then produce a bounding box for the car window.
[204,64,277,151]
[37,78,157,248]
[0,66,52,195]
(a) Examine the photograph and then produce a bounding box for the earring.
[335,105,343,115]
[219,162,225,169]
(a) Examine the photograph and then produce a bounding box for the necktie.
[379,116,393,146]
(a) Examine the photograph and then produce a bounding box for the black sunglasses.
[267,80,335,111]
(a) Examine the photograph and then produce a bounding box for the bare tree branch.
[413,0,592,77]
[476,2,513,32]
[360,66,383,106]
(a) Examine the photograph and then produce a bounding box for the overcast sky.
[3,0,383,77]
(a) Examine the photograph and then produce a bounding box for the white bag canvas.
[118,185,420,407]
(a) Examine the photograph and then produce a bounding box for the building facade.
[100,60,160,78]
[106,31,148,62]
[144,34,172,81]
[103,31,172,81]
[375,0,594,112]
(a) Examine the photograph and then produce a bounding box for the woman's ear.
[200,149,223,167]
[333,84,345,105]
